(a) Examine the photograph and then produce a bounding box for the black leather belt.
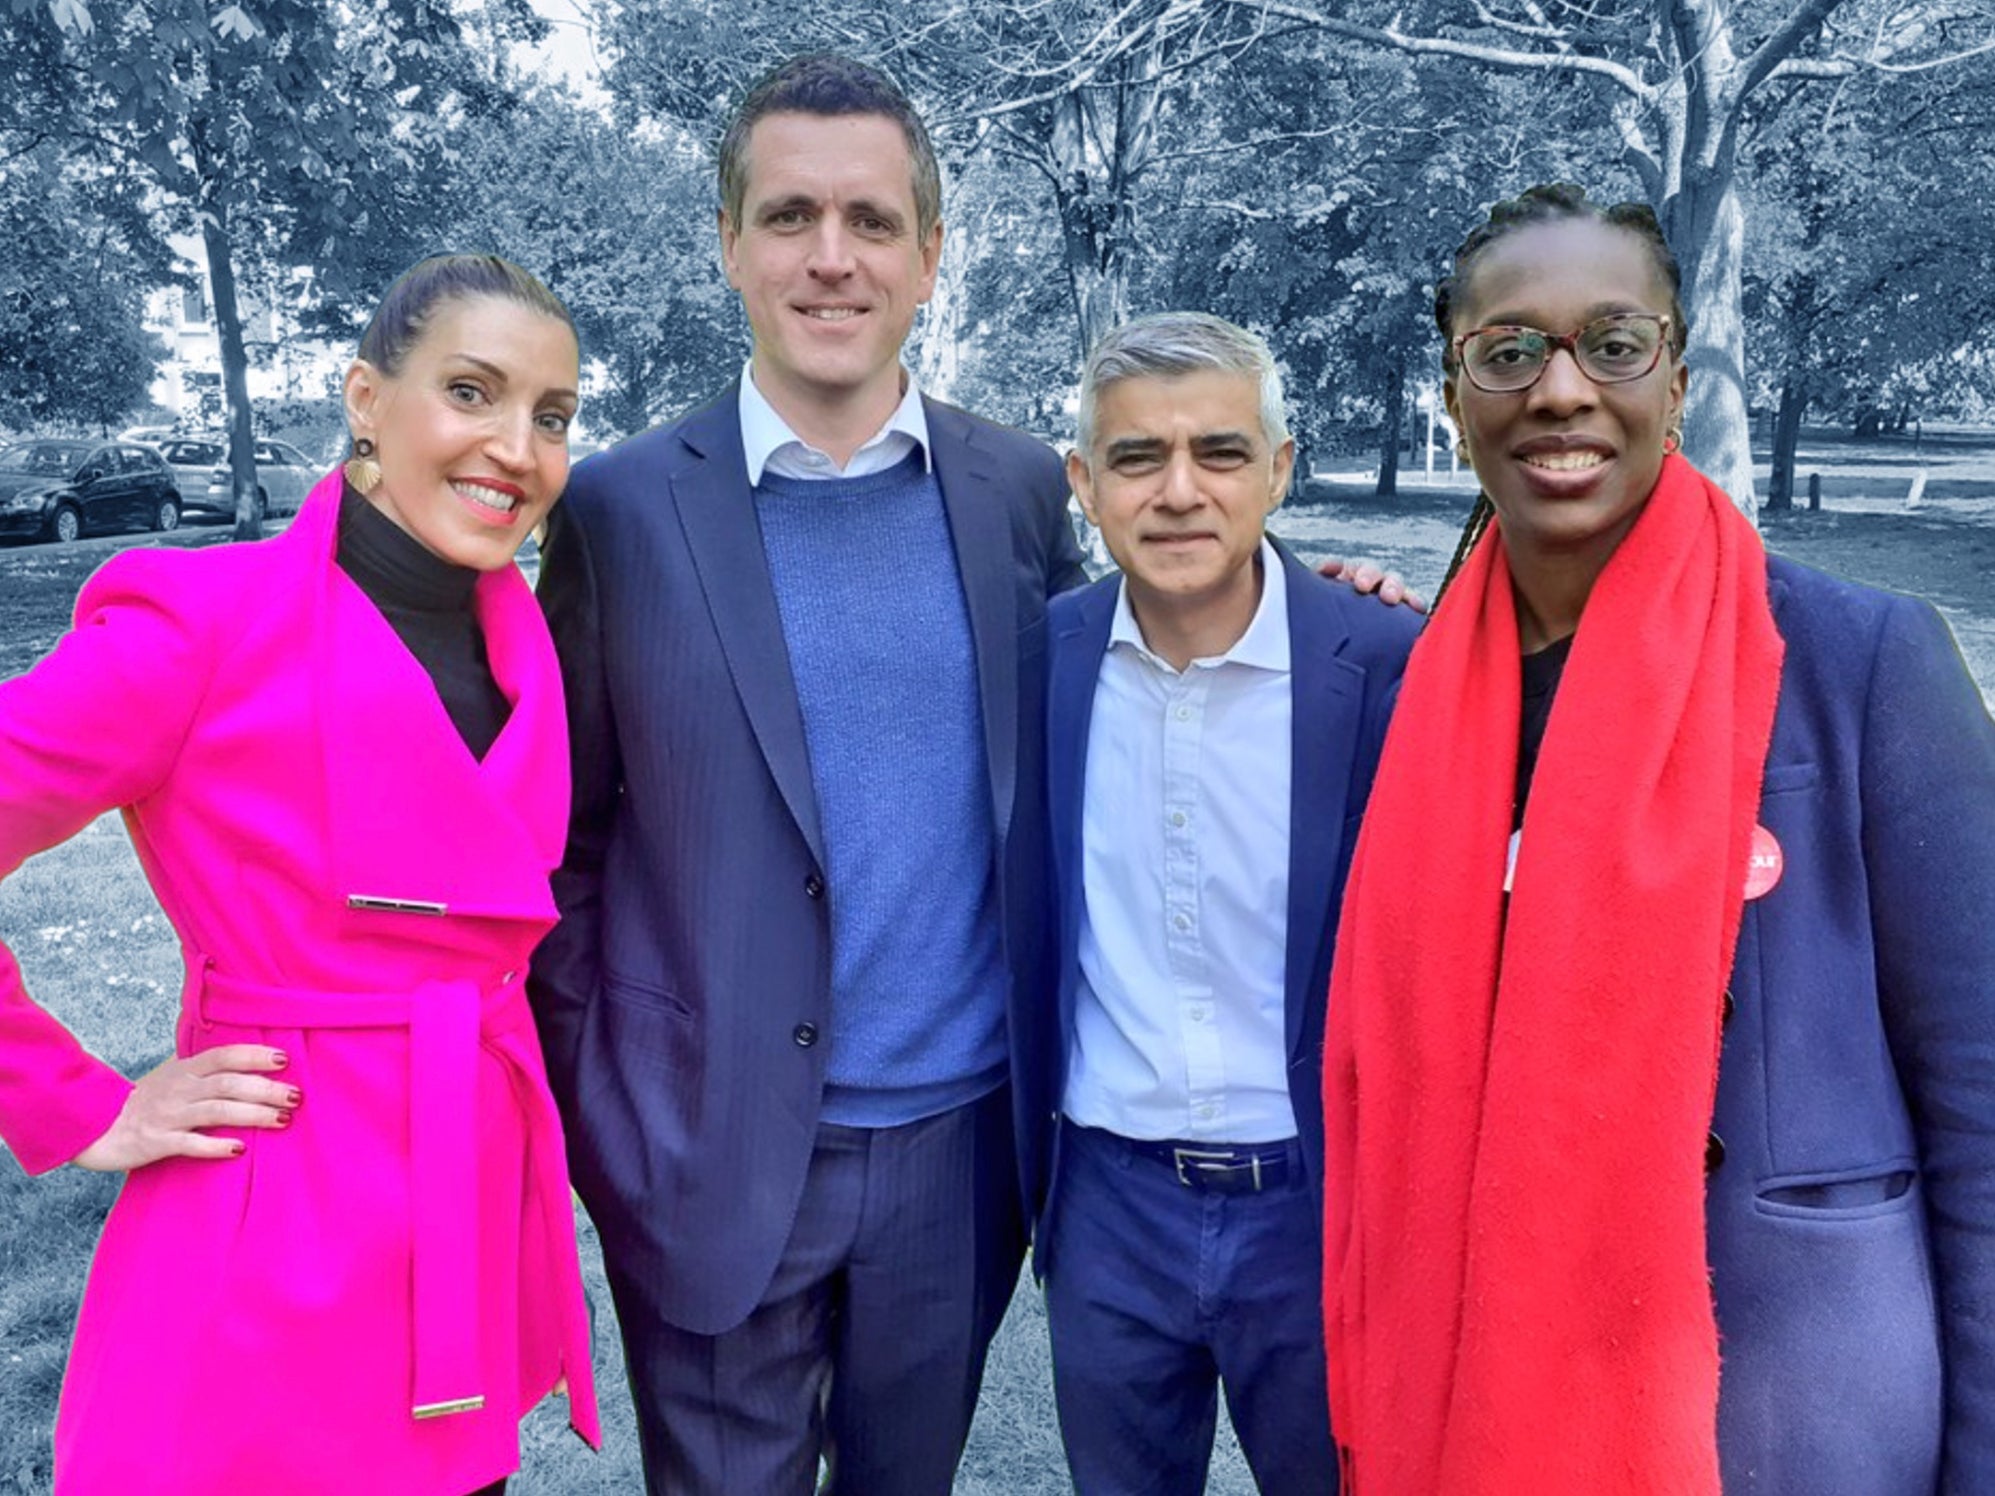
[1119,1134,1300,1194]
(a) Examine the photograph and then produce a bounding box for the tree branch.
[1175,196,1277,219]
[1736,0,1843,99]
[1162,122,1366,164]
[1224,0,1655,101]
[1862,35,1995,72]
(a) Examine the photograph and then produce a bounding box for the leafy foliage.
[13,0,546,533]
[447,88,743,439]
[0,148,169,433]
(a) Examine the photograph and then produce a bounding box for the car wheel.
[50,505,81,543]
[153,496,181,532]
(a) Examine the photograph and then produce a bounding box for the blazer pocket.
[1760,760,1820,795]
[1754,1161,1918,1220]
[601,969,694,1021]
[596,971,697,1077]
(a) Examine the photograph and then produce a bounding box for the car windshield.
[163,440,223,464]
[0,442,87,476]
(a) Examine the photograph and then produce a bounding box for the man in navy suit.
[1029,313,1420,1494]
[528,54,1086,1495]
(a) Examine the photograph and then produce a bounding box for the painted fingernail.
[284,1088,302,1108]
[231,1141,246,1156]
[269,1051,289,1068]
[274,1110,292,1128]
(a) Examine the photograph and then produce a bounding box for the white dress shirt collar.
[1107,537,1291,675]
[738,360,933,484]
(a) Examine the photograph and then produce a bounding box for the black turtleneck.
[335,482,511,760]
[1513,633,1574,829]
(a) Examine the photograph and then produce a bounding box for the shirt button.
[1190,1005,1211,1024]
[1173,912,1192,933]
[1175,706,1191,722]
[793,1022,819,1048]
[804,874,825,900]
[1170,810,1188,828]
[1196,1102,1218,1120]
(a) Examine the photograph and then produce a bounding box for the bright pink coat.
[0,473,601,1493]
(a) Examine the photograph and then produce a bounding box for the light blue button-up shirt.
[1065,540,1298,1143]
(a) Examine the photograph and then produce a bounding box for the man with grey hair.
[531,52,1087,1495]
[1025,311,1421,1492]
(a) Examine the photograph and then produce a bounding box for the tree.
[1224,0,1995,512]
[18,0,546,537]
[1153,40,1624,493]
[447,87,743,439]
[1745,55,1995,506]
[0,147,169,433]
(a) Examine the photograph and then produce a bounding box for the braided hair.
[1430,184,1689,612]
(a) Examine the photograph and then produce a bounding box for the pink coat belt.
[193,964,594,1429]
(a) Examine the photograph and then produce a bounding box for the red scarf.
[1322,456,1784,1493]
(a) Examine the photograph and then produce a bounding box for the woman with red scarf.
[1322,183,1995,1495]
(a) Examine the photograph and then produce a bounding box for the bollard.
[1807,473,1820,511]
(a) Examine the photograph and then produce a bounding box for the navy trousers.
[1044,1123,1336,1496]
[610,1085,1026,1496]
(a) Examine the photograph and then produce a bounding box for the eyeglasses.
[1451,313,1672,394]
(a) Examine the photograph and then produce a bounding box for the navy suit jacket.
[1708,555,1995,1494]
[528,383,1087,1335]
[1021,540,1420,1248]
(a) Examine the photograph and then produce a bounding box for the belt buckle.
[1172,1146,1258,1190]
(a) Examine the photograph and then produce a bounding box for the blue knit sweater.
[755,450,1008,1125]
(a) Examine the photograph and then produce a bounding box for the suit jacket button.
[1721,987,1736,1026]
[804,874,825,900]
[793,1022,819,1048]
[1705,1131,1726,1173]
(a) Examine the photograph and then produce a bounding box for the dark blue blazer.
[1020,540,1420,1249]
[528,384,1087,1335]
[1709,555,1995,1494]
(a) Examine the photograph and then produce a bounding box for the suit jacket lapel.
[929,400,1020,837]
[670,387,825,866]
[1280,544,1362,1059]
[1049,579,1117,1040]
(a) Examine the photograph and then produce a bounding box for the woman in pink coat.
[0,255,601,1494]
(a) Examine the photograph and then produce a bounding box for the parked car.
[0,439,179,543]
[155,435,320,521]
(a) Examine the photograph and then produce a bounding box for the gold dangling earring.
[1454,438,1470,464]
[1663,425,1683,456]
[344,436,381,494]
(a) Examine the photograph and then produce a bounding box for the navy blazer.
[1709,555,1995,1494]
[1021,540,1420,1248]
[528,384,1088,1335]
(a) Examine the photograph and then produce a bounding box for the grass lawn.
[2,430,1990,1492]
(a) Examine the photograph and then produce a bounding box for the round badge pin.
[1743,824,1784,900]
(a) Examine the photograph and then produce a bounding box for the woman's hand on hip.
[73,1045,299,1171]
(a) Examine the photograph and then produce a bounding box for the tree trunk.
[1766,379,1805,512]
[1047,45,1161,358]
[1664,164,1756,516]
[911,180,979,402]
[200,197,261,542]
[1375,356,1404,497]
